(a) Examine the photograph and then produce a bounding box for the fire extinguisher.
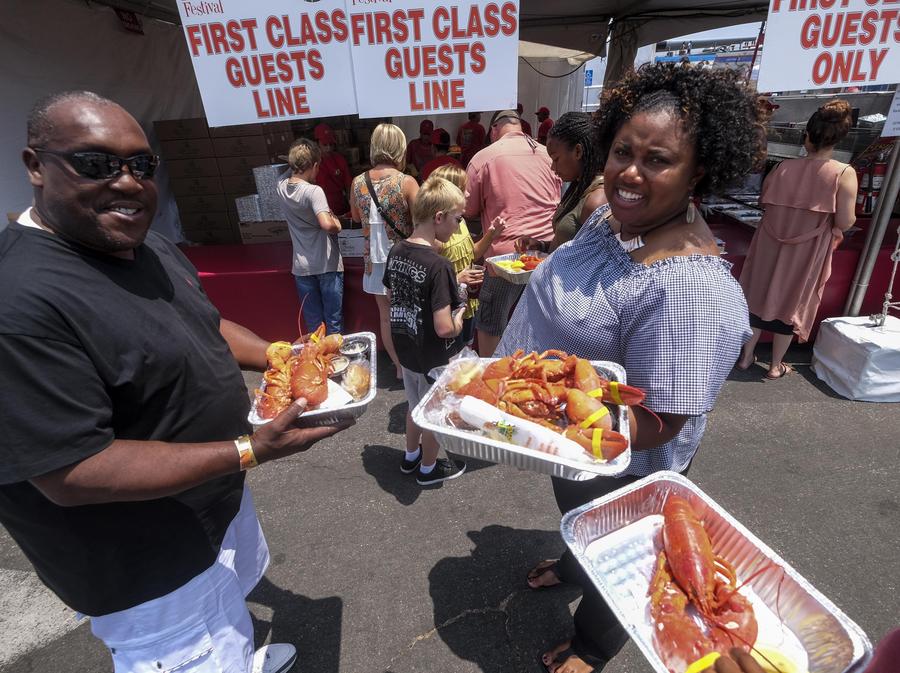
[855,163,868,216]
[856,162,870,191]
[863,191,876,216]
[856,188,868,216]
[871,151,888,191]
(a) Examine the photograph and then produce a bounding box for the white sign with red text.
[176,0,357,126]
[757,0,900,93]
[346,0,520,118]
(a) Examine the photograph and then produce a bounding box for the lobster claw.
[563,427,628,462]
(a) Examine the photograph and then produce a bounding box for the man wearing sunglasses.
[0,91,352,673]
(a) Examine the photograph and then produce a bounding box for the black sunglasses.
[31,148,159,180]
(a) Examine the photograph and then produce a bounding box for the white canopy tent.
[2,0,769,241]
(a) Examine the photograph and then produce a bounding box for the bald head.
[27,91,120,148]
[23,92,157,257]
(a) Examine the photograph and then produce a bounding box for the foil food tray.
[561,472,872,673]
[486,252,548,285]
[248,332,377,427]
[411,359,631,480]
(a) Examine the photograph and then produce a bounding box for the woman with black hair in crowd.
[737,100,858,379]
[516,111,607,254]
[495,64,766,673]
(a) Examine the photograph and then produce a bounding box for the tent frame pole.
[844,140,900,316]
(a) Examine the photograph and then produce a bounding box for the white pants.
[90,486,270,673]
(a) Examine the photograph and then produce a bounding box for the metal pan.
[412,358,631,480]
[561,471,872,673]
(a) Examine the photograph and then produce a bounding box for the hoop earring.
[686,199,696,224]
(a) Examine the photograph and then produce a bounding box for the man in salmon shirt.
[313,123,351,217]
[464,109,560,356]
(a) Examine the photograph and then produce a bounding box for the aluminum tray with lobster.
[248,330,377,427]
[561,472,872,673]
[411,350,645,480]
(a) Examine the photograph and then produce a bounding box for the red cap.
[536,106,550,116]
[314,123,336,145]
[419,119,434,135]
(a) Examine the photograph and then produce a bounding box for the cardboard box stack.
[155,115,386,246]
[154,118,295,245]
[235,163,292,245]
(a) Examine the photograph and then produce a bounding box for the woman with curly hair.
[516,111,607,253]
[495,64,765,673]
[737,100,857,379]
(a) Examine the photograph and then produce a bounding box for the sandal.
[763,363,795,380]
[526,559,562,590]
[540,643,597,673]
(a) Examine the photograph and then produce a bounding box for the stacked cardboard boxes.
[156,115,386,245]
[155,118,294,245]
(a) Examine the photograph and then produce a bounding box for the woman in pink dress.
[737,100,858,379]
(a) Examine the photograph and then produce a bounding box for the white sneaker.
[251,644,297,673]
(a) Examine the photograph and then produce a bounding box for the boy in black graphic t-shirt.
[383,177,466,485]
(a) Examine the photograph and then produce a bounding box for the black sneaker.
[416,458,466,485]
[400,447,422,474]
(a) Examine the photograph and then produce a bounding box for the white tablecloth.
[812,315,900,402]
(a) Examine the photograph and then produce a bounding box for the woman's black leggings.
[549,463,692,670]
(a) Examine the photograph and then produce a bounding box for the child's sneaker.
[400,445,422,474]
[416,458,466,485]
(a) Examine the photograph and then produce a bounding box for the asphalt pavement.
[1,343,897,673]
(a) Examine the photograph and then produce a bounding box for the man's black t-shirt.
[0,223,251,616]
[383,239,464,374]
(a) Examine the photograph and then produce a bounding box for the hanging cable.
[519,57,589,79]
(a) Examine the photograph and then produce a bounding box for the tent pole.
[748,21,765,83]
[844,140,900,316]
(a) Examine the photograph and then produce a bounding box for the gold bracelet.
[234,435,259,470]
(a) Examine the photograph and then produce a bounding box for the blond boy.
[382,177,467,484]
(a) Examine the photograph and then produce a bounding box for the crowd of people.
[0,62,881,673]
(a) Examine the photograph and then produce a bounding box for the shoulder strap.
[364,171,407,239]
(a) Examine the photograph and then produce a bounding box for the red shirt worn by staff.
[458,116,486,167]
[516,103,533,138]
[316,151,352,216]
[421,155,461,182]
[406,119,435,176]
[313,123,351,216]
[536,106,554,145]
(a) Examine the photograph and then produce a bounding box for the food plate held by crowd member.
[487,251,549,284]
[561,472,872,673]
[412,349,643,479]
[249,328,377,427]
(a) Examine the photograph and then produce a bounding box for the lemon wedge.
[751,648,804,673]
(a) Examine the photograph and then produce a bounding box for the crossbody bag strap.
[364,171,407,239]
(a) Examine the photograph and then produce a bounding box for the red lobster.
[449,350,645,461]
[256,323,344,418]
[648,496,759,673]
[290,323,343,408]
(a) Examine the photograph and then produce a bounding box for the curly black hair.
[595,64,766,197]
[548,112,603,224]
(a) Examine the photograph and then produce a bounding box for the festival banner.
[345,0,520,118]
[757,0,900,93]
[176,0,357,126]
